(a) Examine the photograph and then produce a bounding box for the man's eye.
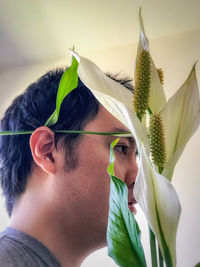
[115,145,128,155]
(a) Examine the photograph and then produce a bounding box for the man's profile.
[0,68,138,266]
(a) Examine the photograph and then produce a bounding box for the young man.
[0,68,138,266]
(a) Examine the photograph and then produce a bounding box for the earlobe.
[30,126,56,174]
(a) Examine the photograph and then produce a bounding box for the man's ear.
[30,126,56,174]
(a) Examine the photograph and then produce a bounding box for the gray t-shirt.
[0,227,62,267]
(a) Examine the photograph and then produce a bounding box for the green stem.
[0,130,132,137]
[158,247,164,267]
[157,166,164,267]
[149,227,158,267]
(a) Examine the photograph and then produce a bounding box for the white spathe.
[161,66,200,180]
[134,146,181,266]
[136,9,166,115]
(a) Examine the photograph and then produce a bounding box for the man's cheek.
[113,161,125,182]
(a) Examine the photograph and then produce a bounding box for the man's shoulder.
[0,227,61,267]
[0,229,25,265]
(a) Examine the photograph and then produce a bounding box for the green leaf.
[107,139,146,267]
[45,56,79,127]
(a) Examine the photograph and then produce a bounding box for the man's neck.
[9,197,104,267]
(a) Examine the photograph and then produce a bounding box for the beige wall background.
[0,1,200,266]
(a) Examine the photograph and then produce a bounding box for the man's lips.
[128,183,137,215]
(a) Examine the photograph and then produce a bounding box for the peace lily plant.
[68,10,200,267]
[1,9,200,267]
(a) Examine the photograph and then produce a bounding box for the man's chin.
[128,203,137,215]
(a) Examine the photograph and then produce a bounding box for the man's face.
[56,106,138,247]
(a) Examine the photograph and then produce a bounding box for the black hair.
[0,67,133,216]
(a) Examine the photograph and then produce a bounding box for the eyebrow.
[109,127,136,148]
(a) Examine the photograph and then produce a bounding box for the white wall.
[0,29,200,266]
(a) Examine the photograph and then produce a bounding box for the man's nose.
[124,160,138,188]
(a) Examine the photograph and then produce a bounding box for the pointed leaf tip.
[45,55,79,127]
